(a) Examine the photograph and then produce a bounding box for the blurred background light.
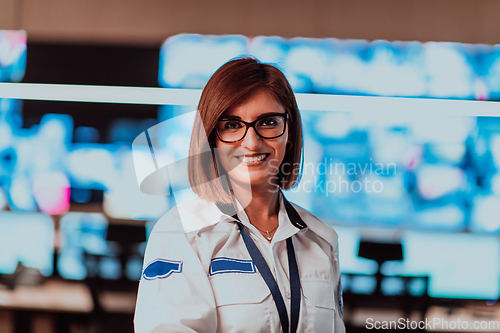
[0,30,27,83]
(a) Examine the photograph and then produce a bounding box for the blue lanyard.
[232,196,304,333]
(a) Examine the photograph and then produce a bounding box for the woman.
[134,58,345,333]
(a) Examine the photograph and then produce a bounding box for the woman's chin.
[227,173,277,191]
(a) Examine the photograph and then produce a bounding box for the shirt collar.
[221,191,308,244]
[177,195,229,234]
[179,191,308,241]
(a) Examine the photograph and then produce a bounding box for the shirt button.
[285,291,291,299]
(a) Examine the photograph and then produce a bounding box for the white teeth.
[238,154,267,163]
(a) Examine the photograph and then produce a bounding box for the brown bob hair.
[188,57,303,205]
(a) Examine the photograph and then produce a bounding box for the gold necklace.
[252,223,279,241]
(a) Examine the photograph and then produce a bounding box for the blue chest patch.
[142,259,183,280]
[209,257,256,276]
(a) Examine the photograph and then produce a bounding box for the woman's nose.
[240,127,261,149]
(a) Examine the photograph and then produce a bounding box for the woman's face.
[215,89,289,190]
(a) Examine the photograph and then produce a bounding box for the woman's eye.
[260,117,279,127]
[224,121,243,130]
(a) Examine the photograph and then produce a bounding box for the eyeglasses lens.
[217,115,285,142]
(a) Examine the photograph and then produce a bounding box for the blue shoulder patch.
[142,259,183,280]
[209,257,256,276]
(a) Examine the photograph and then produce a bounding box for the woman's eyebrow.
[256,112,286,118]
[221,112,286,120]
[221,115,242,120]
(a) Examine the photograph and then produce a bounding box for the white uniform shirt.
[134,192,345,333]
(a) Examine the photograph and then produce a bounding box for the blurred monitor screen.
[58,212,146,281]
[58,212,109,280]
[399,230,500,300]
[0,211,54,276]
[336,226,500,300]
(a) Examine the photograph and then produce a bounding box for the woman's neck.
[230,181,280,231]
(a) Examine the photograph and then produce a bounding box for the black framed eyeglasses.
[216,113,289,143]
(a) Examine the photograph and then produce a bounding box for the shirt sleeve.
[134,215,217,333]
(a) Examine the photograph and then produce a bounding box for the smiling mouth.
[235,153,270,163]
